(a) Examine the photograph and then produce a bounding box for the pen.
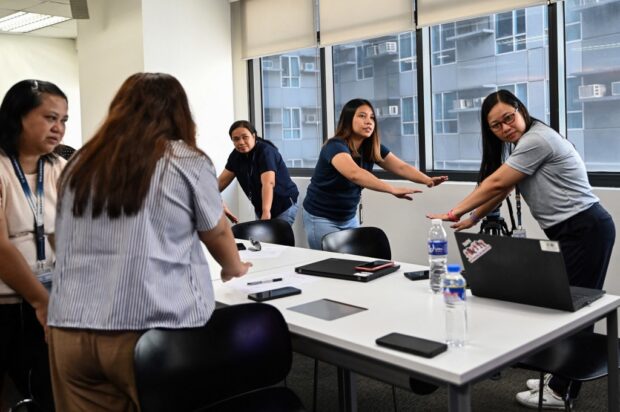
[247,277,283,286]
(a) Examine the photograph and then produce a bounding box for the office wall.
[0,34,82,149]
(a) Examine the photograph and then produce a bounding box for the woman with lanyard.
[0,79,68,410]
[428,89,615,409]
[303,98,447,250]
[218,120,299,225]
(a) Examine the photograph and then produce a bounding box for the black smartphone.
[354,260,394,272]
[404,270,429,281]
[248,286,301,302]
[236,242,246,251]
[376,332,447,358]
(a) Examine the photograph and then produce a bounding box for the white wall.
[0,34,82,149]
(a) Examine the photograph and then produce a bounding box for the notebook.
[454,232,605,312]
[295,258,400,282]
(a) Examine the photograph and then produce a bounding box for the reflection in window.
[431,23,456,65]
[282,107,301,140]
[495,10,526,54]
[280,55,300,88]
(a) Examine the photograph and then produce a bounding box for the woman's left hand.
[427,176,449,188]
[426,212,450,221]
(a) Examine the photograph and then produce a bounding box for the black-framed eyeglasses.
[248,237,262,252]
[489,108,519,132]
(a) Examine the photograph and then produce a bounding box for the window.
[399,32,415,72]
[495,10,526,54]
[287,158,303,167]
[261,48,322,168]
[433,92,458,134]
[498,83,528,106]
[564,0,620,172]
[431,23,456,65]
[356,45,374,80]
[401,96,417,136]
[280,55,300,88]
[282,107,302,140]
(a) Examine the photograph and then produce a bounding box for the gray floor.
[286,354,614,412]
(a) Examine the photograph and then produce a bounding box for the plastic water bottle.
[443,264,467,347]
[428,219,448,294]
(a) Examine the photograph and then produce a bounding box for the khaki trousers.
[48,327,143,412]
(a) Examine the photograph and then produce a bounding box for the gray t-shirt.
[505,121,598,229]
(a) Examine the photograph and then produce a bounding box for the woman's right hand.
[223,203,239,224]
[221,261,252,282]
[390,187,422,200]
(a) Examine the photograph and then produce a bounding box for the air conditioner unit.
[378,41,398,55]
[612,81,620,96]
[304,62,316,71]
[388,105,399,116]
[305,114,318,123]
[578,84,606,99]
[262,60,274,70]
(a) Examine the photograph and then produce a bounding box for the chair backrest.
[232,219,295,246]
[321,227,391,260]
[134,303,293,412]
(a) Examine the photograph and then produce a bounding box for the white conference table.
[211,243,620,412]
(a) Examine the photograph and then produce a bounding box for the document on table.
[225,270,316,293]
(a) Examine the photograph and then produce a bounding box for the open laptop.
[295,258,400,282]
[454,232,605,312]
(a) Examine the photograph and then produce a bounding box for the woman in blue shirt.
[218,120,299,225]
[303,98,447,249]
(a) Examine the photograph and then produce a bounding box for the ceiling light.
[0,12,70,33]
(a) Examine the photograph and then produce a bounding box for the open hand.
[427,176,449,188]
[391,187,422,200]
[221,261,252,282]
[450,218,476,231]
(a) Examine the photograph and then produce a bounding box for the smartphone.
[236,242,246,251]
[404,270,429,281]
[354,260,394,272]
[248,286,301,302]
[376,332,447,358]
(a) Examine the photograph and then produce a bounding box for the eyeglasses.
[489,108,519,132]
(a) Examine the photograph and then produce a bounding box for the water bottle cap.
[447,264,461,272]
[431,218,442,225]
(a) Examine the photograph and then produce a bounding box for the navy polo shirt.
[225,140,299,217]
[303,138,390,221]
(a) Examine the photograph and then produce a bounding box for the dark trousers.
[0,302,54,411]
[543,203,616,399]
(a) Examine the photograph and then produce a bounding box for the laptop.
[295,258,400,282]
[454,232,605,312]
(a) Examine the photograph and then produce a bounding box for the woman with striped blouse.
[47,73,251,411]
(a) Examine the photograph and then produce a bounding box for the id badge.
[512,228,527,238]
[35,262,54,291]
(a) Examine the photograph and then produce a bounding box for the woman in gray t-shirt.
[428,90,615,409]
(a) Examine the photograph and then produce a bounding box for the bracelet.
[447,209,460,222]
[470,211,480,224]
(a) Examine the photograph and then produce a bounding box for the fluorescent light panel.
[0,11,70,33]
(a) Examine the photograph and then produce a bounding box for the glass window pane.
[333,33,420,167]
[565,0,620,171]
[431,6,549,171]
[261,48,322,165]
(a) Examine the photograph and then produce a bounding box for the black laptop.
[295,258,400,282]
[454,232,605,312]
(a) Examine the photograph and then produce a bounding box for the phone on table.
[354,260,394,272]
[236,242,246,251]
[376,332,447,358]
[248,286,301,302]
[404,270,429,281]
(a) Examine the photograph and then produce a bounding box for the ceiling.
[0,0,77,38]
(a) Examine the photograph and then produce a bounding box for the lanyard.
[10,156,46,262]
[515,187,522,228]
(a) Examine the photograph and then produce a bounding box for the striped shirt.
[48,141,223,330]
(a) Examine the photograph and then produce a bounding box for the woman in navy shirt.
[303,98,447,249]
[218,120,299,225]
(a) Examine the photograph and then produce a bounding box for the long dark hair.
[60,72,204,218]
[228,120,276,149]
[478,90,534,182]
[333,98,382,163]
[0,79,67,159]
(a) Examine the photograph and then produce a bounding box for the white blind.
[417,0,548,27]
[240,0,316,59]
[319,0,414,46]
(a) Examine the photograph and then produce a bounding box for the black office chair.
[517,331,620,412]
[321,227,391,260]
[134,303,305,412]
[232,219,295,247]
